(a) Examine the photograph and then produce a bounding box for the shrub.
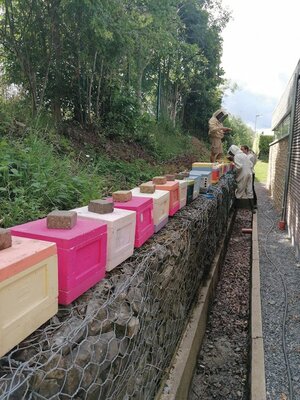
[0,135,105,227]
[258,135,273,160]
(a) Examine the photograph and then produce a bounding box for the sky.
[220,0,300,133]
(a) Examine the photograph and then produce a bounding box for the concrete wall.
[267,136,289,212]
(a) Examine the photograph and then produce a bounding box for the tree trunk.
[52,0,62,124]
[96,59,104,119]
[87,51,98,123]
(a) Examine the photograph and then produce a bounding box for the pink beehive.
[72,206,136,271]
[11,217,107,305]
[0,236,58,357]
[108,196,154,247]
[149,181,180,216]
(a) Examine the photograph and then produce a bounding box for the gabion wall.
[0,174,236,400]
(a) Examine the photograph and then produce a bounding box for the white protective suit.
[228,145,253,199]
[247,150,257,171]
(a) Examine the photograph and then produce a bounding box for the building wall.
[287,76,300,258]
[267,136,289,212]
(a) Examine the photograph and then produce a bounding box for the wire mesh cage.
[0,174,236,400]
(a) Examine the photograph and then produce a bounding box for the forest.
[0,0,232,134]
[0,0,254,227]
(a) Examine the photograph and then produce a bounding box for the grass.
[0,108,210,228]
[254,160,268,183]
[0,134,164,228]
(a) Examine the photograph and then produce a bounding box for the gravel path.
[188,209,252,400]
[257,182,300,400]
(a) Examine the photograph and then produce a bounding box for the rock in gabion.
[0,174,236,400]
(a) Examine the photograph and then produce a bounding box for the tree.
[223,115,254,151]
[0,0,231,137]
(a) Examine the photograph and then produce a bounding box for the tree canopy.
[0,0,230,138]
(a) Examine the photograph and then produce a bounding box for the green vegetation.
[0,133,164,228]
[0,0,230,137]
[254,160,268,183]
[0,0,239,228]
[224,115,255,150]
[258,135,274,160]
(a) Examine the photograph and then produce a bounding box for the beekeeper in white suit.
[228,144,254,209]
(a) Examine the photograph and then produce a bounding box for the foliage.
[0,0,230,139]
[258,135,273,160]
[179,0,231,137]
[0,0,232,227]
[0,130,173,228]
[223,115,254,151]
[0,135,105,227]
[254,160,268,183]
[94,157,162,191]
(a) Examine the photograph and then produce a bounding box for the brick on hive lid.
[88,199,114,214]
[0,228,12,250]
[152,176,167,185]
[166,174,175,181]
[112,190,132,202]
[139,183,156,194]
[180,171,190,178]
[175,173,185,180]
[47,210,77,229]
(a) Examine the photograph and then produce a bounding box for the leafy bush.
[224,116,254,150]
[258,135,273,160]
[0,132,164,228]
[0,136,105,227]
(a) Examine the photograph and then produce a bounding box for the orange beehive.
[212,165,220,183]
[0,236,58,357]
[149,180,180,216]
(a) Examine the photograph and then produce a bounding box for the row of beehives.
[0,161,234,357]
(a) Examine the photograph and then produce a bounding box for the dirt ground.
[61,122,210,171]
[189,209,252,400]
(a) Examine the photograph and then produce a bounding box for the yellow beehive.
[0,236,58,357]
[192,162,218,168]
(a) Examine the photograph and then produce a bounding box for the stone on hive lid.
[140,183,156,194]
[88,199,114,214]
[112,190,132,202]
[152,176,167,185]
[166,174,175,181]
[180,171,190,178]
[175,173,185,180]
[0,228,12,250]
[47,210,77,229]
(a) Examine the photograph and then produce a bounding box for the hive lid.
[72,206,135,224]
[10,217,107,249]
[0,236,56,282]
[147,180,179,191]
[131,187,170,200]
[108,196,153,210]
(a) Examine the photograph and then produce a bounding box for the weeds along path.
[188,209,252,400]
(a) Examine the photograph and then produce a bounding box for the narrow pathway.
[257,183,300,400]
[188,209,252,399]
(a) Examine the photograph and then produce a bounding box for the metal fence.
[0,174,236,400]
